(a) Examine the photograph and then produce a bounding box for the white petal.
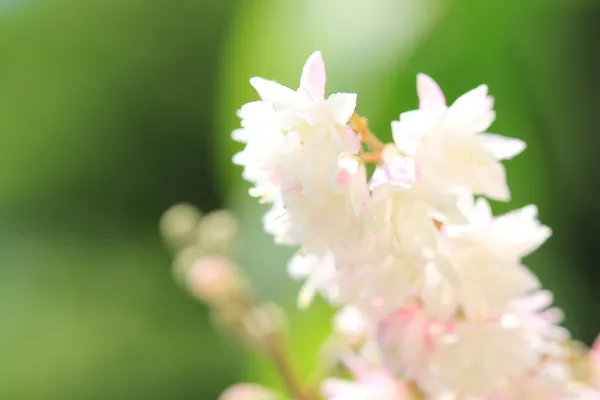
[249,77,297,107]
[479,133,526,160]
[327,92,357,125]
[472,197,493,224]
[231,128,250,143]
[448,84,496,132]
[237,100,274,121]
[391,111,431,156]
[300,51,326,100]
[417,73,446,112]
[480,161,511,201]
[287,252,312,279]
[338,126,360,154]
[491,205,552,257]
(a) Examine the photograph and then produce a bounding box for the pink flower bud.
[186,256,241,304]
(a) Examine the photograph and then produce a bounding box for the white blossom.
[235,51,359,202]
[228,53,591,400]
[370,156,466,257]
[392,74,525,200]
[439,197,551,319]
[377,292,567,399]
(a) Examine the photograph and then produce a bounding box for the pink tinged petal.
[514,289,553,313]
[300,51,326,100]
[249,77,297,107]
[327,92,357,124]
[479,133,526,160]
[417,73,447,112]
[380,157,414,184]
[448,84,496,132]
[339,125,360,154]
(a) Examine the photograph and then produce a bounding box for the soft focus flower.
[219,384,284,400]
[392,74,525,201]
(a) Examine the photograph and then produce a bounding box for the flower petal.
[327,92,357,125]
[300,51,326,100]
[490,205,552,257]
[391,111,430,156]
[250,77,297,107]
[448,84,496,132]
[338,125,360,154]
[417,73,446,112]
[479,133,526,160]
[481,161,511,201]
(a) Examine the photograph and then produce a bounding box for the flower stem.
[265,332,316,400]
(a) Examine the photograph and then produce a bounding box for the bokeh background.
[1,0,600,398]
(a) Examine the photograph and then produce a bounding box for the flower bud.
[196,210,239,254]
[172,245,207,284]
[186,256,243,305]
[160,203,202,250]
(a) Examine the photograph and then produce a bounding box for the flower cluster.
[229,52,600,399]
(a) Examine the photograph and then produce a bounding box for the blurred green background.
[1,0,600,398]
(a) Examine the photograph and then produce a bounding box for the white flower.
[370,156,465,257]
[392,74,525,200]
[334,254,421,321]
[438,197,551,319]
[229,51,579,400]
[281,155,370,253]
[377,304,453,384]
[261,155,369,252]
[377,291,566,399]
[235,51,360,202]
